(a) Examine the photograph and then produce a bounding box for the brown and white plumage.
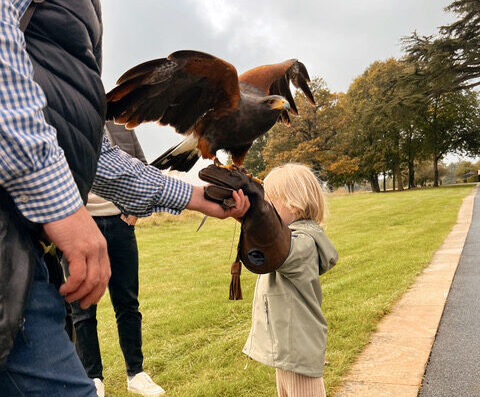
[106,50,315,172]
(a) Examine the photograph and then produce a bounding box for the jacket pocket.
[247,293,275,362]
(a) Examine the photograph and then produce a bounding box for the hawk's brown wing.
[239,59,315,124]
[106,51,240,132]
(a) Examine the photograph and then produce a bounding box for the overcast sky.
[101,1,461,181]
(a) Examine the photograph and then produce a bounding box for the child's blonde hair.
[264,163,327,224]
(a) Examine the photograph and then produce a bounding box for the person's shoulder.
[105,121,140,149]
[288,219,332,261]
[289,219,324,236]
[289,225,317,258]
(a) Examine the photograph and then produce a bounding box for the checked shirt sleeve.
[91,135,193,217]
[0,0,83,223]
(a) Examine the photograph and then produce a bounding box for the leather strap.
[120,213,138,226]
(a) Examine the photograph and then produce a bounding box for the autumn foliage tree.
[246,78,360,187]
[261,79,337,174]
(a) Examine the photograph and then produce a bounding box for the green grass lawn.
[96,185,475,396]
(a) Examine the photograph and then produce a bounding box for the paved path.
[420,189,480,397]
[335,187,477,397]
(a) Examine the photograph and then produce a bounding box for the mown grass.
[96,185,475,396]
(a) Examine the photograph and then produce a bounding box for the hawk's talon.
[250,175,263,184]
[244,170,263,184]
[212,159,263,183]
[215,161,239,172]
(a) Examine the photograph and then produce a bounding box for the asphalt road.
[420,188,480,397]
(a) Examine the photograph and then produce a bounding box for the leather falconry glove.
[199,165,291,299]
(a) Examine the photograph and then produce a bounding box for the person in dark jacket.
[0,2,249,396]
[72,122,164,397]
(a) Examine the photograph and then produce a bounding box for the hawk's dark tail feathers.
[150,138,201,172]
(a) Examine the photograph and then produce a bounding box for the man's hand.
[187,186,250,220]
[42,206,111,309]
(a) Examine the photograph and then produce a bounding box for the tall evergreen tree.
[403,0,480,95]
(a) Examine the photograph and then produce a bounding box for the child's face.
[270,198,298,225]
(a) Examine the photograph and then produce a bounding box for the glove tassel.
[229,257,243,300]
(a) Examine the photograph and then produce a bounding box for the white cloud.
[191,0,238,34]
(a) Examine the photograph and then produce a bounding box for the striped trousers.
[276,368,326,397]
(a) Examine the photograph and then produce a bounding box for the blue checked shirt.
[0,0,192,223]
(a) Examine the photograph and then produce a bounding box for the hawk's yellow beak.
[271,98,290,111]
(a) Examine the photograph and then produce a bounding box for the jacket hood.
[289,219,338,274]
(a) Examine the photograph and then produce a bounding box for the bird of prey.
[106,50,315,172]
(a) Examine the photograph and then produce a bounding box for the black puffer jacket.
[0,0,106,365]
[25,0,106,201]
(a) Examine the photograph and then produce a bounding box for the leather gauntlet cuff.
[199,165,291,274]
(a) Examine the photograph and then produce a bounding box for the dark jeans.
[0,255,96,396]
[71,215,143,379]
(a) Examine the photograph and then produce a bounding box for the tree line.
[244,0,480,192]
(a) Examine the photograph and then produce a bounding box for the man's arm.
[92,135,250,219]
[0,0,84,222]
[0,0,109,309]
[91,135,193,216]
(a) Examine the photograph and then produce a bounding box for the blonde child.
[242,163,338,397]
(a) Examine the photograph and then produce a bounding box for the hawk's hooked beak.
[271,98,290,111]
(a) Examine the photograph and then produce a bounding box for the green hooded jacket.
[243,219,338,377]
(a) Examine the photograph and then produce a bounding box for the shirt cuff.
[153,175,193,215]
[3,155,83,223]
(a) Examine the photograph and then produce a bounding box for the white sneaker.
[93,378,105,397]
[127,372,166,396]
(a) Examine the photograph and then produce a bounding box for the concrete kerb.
[334,186,478,397]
